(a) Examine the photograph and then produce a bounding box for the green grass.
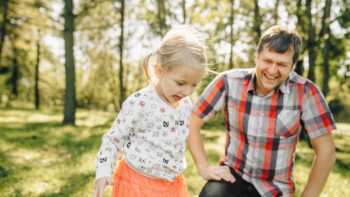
[0,107,349,196]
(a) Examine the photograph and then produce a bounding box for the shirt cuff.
[95,161,113,180]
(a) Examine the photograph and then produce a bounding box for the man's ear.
[154,64,163,78]
[254,52,259,65]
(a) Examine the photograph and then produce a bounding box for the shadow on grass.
[0,122,69,150]
[0,120,103,153]
[206,149,222,163]
[333,158,350,173]
[335,147,350,153]
[0,152,33,194]
[0,152,14,178]
[38,172,94,197]
[295,148,350,180]
[295,154,312,165]
[58,133,103,161]
[203,134,221,143]
[0,107,39,113]
[0,106,63,114]
[0,121,62,132]
[202,119,226,131]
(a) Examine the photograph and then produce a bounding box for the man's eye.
[278,64,288,67]
[176,82,185,86]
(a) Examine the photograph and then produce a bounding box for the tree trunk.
[229,0,235,69]
[181,0,186,24]
[11,47,18,98]
[156,0,167,37]
[253,0,261,44]
[295,60,304,76]
[274,0,280,24]
[118,0,126,109]
[62,0,76,125]
[306,0,316,82]
[295,0,306,75]
[0,0,9,67]
[320,0,332,96]
[34,31,41,109]
[296,0,306,33]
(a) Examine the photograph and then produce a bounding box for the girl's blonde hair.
[142,26,208,81]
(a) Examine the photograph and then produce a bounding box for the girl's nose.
[182,86,192,96]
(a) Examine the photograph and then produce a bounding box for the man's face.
[255,46,294,96]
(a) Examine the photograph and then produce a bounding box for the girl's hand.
[199,165,236,183]
[93,177,114,197]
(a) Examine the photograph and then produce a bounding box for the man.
[187,25,336,197]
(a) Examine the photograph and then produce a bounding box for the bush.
[328,98,344,115]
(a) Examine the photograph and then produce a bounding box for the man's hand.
[93,177,114,197]
[199,165,236,183]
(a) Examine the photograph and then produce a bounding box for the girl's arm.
[94,94,141,195]
[187,113,235,182]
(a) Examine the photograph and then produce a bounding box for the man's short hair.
[257,25,302,65]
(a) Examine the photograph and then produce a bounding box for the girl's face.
[155,64,204,107]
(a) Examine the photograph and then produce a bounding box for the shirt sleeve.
[193,74,227,121]
[95,94,142,180]
[301,81,336,139]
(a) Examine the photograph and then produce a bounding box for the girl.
[93,26,208,197]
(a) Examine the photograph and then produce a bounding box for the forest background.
[0,0,349,196]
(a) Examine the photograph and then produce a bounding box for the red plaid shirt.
[193,69,336,196]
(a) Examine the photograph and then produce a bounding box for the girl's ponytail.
[142,53,153,81]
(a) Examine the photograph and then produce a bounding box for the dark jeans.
[199,167,261,197]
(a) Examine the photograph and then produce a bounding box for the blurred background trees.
[0,0,349,125]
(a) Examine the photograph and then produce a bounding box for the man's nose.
[268,63,278,73]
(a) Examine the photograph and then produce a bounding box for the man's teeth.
[265,74,276,79]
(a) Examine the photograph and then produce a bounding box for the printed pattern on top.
[96,85,192,181]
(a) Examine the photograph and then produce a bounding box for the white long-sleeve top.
[95,85,192,181]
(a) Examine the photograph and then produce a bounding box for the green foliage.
[1,0,349,112]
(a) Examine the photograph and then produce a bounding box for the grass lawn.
[0,107,349,196]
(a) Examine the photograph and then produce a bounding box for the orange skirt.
[112,160,189,197]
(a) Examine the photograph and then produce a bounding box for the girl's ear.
[154,64,164,78]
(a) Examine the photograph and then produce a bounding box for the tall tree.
[118,0,126,109]
[306,0,317,82]
[253,0,261,44]
[319,0,332,96]
[62,0,76,125]
[274,0,280,24]
[34,30,41,109]
[0,0,50,105]
[294,0,306,76]
[228,0,235,69]
[9,37,18,98]
[181,0,187,24]
[156,0,168,37]
[0,0,9,68]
